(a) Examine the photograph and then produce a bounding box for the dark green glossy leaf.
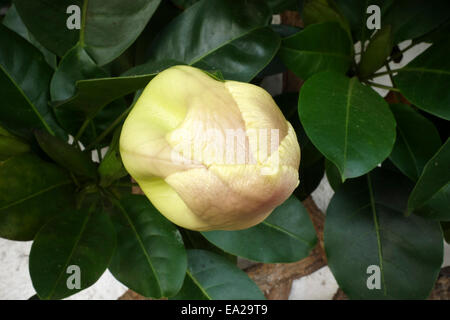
[389,104,442,181]
[415,20,450,45]
[34,130,97,180]
[395,41,450,120]
[383,0,450,43]
[15,0,161,65]
[334,0,392,43]
[171,250,265,300]
[0,125,30,160]
[279,22,352,80]
[109,194,187,298]
[408,138,450,220]
[266,0,298,13]
[325,168,443,299]
[442,222,450,243]
[3,4,56,69]
[202,196,317,263]
[98,127,128,187]
[0,25,61,138]
[170,0,199,9]
[301,0,351,36]
[148,0,279,82]
[178,228,236,264]
[49,44,120,144]
[299,71,396,179]
[51,45,107,102]
[358,25,393,78]
[296,158,325,200]
[275,93,325,199]
[275,92,322,167]
[325,158,342,191]
[29,207,116,300]
[14,0,80,57]
[0,154,74,240]
[53,60,179,140]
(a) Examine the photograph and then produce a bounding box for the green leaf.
[171,249,265,300]
[14,0,80,57]
[0,125,30,161]
[202,196,317,263]
[325,168,443,299]
[51,45,107,102]
[358,25,393,78]
[98,127,128,187]
[275,92,322,167]
[171,0,199,9]
[442,222,450,243]
[408,138,450,220]
[49,44,120,144]
[29,207,116,300]
[325,158,342,191]
[383,0,450,44]
[148,0,279,82]
[298,71,396,180]
[266,0,298,13]
[415,20,450,45]
[279,22,352,80]
[178,228,236,264]
[34,130,97,180]
[53,60,179,140]
[3,4,56,69]
[0,25,61,138]
[334,0,392,43]
[296,158,325,200]
[301,0,351,37]
[108,194,187,298]
[15,0,161,65]
[389,104,442,181]
[395,41,450,120]
[275,93,324,199]
[0,154,74,240]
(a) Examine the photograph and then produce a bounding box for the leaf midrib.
[0,180,72,211]
[45,210,92,299]
[342,78,356,178]
[189,25,266,66]
[367,173,387,296]
[114,201,163,297]
[399,67,450,76]
[0,64,54,135]
[186,270,212,300]
[79,0,89,46]
[262,220,314,246]
[280,46,350,59]
[397,126,420,178]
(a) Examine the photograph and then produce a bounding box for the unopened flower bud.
[120,66,300,231]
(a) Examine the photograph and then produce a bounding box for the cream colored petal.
[224,80,289,163]
[136,176,212,230]
[165,164,299,230]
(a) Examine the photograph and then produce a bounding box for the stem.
[385,63,402,102]
[364,81,400,92]
[86,103,134,151]
[387,42,416,63]
[74,117,91,145]
[361,68,402,80]
[89,122,102,162]
[113,182,138,188]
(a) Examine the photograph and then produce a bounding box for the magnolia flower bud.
[120,66,300,231]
